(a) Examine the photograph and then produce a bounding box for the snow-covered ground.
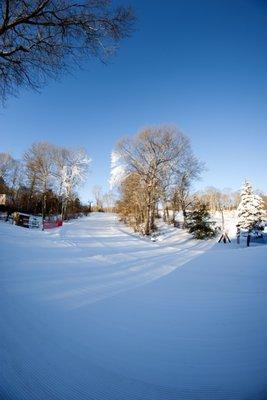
[0,213,266,400]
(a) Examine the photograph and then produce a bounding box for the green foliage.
[187,201,216,240]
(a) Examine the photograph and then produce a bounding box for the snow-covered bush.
[187,201,216,239]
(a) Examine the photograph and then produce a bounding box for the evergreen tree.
[187,201,216,239]
[237,181,265,230]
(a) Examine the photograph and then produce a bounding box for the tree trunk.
[163,207,167,222]
[144,203,151,235]
[182,208,187,228]
[221,209,225,230]
[151,202,156,231]
[171,210,176,225]
[165,205,170,224]
[27,175,36,212]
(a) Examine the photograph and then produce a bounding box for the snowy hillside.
[0,213,266,400]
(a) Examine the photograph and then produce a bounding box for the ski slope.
[0,213,266,400]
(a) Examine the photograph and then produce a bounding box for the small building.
[0,194,13,207]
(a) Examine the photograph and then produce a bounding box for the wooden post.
[247,232,251,247]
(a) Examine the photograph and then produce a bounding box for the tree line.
[1,128,266,234]
[0,142,90,219]
[111,125,267,236]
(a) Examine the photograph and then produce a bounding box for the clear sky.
[1,0,267,203]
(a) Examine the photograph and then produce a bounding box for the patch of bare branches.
[0,0,135,101]
[112,125,204,235]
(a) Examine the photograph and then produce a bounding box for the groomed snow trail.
[0,213,266,400]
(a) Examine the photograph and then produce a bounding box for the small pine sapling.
[187,201,216,239]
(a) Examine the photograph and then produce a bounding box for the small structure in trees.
[0,193,13,207]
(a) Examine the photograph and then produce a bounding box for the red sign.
[43,219,63,229]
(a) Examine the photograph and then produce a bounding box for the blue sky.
[1,0,267,202]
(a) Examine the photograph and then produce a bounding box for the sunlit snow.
[0,213,266,400]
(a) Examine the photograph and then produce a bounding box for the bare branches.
[113,125,203,234]
[0,0,135,101]
[0,142,91,218]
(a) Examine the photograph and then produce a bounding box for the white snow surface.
[0,213,267,400]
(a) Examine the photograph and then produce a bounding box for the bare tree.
[0,0,135,101]
[196,187,240,213]
[195,187,242,230]
[24,143,90,219]
[116,172,146,231]
[114,125,193,235]
[102,190,116,212]
[92,185,104,211]
[171,153,204,226]
[0,152,15,181]
[0,141,90,218]
[56,147,90,218]
[24,141,55,220]
[0,152,25,205]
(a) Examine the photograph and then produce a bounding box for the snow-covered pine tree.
[236,181,265,230]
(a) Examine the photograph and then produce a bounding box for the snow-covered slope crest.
[0,213,267,400]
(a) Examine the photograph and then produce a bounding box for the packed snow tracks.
[0,213,266,400]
